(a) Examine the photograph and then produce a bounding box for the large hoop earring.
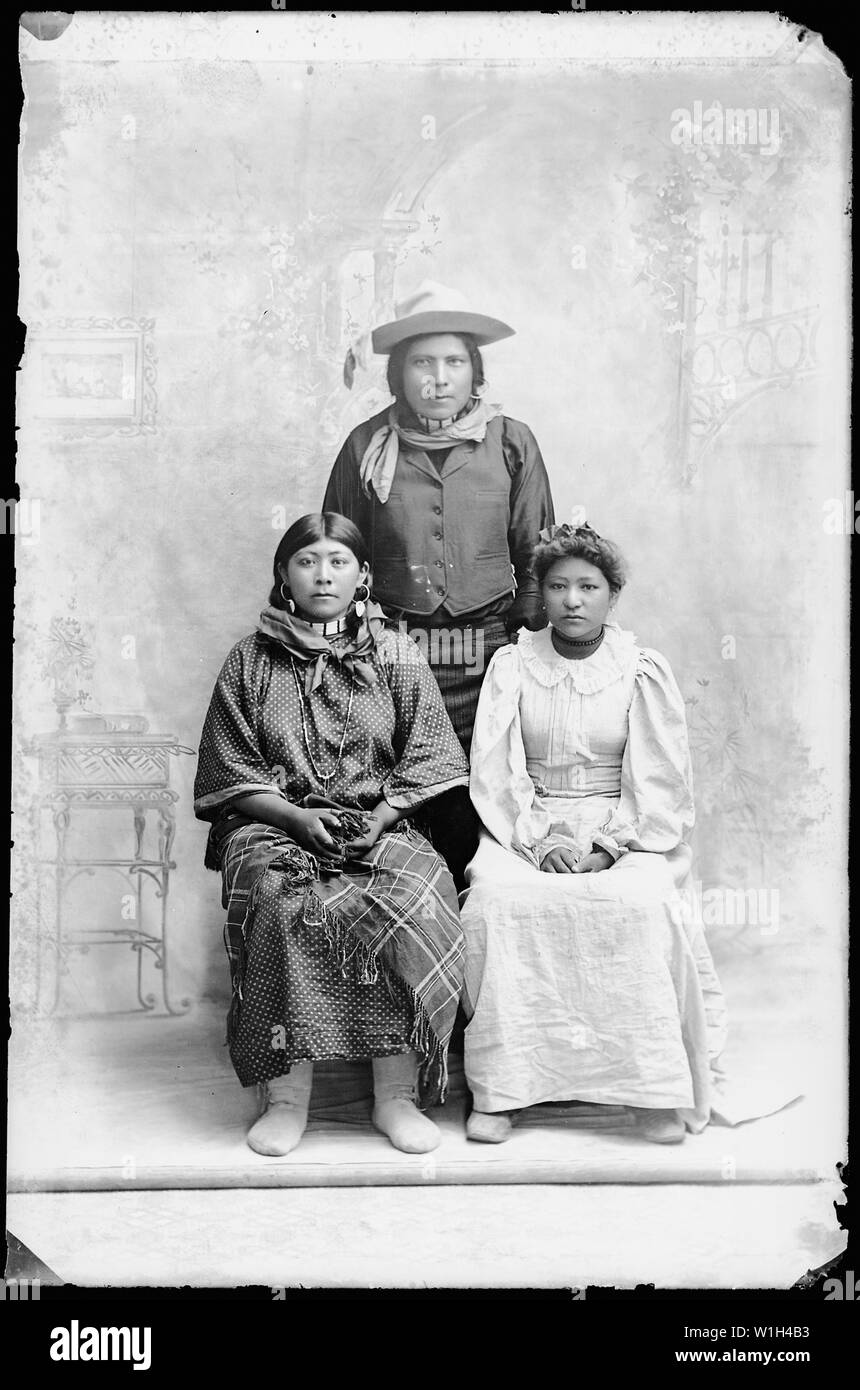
[353,582,370,620]
[279,582,296,614]
[470,381,488,401]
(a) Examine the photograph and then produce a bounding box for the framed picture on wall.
[23,316,157,434]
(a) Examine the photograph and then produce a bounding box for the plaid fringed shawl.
[215,816,464,1106]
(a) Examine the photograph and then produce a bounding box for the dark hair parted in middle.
[386,332,485,404]
[533,528,628,595]
[269,512,370,610]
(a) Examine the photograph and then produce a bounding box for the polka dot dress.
[195,626,464,824]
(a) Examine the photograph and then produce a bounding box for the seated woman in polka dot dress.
[194,512,469,1157]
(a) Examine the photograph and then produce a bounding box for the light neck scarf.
[359,394,504,504]
[256,601,388,693]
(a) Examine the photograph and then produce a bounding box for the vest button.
[432,505,442,514]
[436,586,445,596]
[434,560,443,568]
[433,531,443,540]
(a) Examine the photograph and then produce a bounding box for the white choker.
[417,413,457,432]
[302,616,350,636]
[416,403,472,433]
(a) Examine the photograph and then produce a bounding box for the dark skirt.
[387,614,510,889]
[401,614,510,751]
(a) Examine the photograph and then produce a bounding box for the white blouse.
[468,624,695,869]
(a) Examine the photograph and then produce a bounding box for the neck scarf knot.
[359,397,503,503]
[256,601,387,693]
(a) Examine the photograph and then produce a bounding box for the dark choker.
[551,624,605,649]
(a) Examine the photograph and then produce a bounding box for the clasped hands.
[540,846,614,874]
[290,803,396,861]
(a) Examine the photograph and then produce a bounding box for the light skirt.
[461,831,728,1130]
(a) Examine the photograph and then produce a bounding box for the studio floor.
[6,988,846,1289]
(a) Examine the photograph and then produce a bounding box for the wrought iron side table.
[28,729,194,1017]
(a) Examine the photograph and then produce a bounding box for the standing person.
[194,513,468,1158]
[323,281,555,884]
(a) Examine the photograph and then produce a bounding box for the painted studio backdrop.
[12,15,848,1177]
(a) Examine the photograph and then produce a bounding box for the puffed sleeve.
[591,648,695,861]
[377,632,469,811]
[193,640,290,822]
[468,644,551,866]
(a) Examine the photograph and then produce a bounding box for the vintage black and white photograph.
[7,9,850,1299]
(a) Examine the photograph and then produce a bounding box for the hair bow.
[538,521,602,544]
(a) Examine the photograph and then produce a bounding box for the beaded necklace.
[290,656,356,791]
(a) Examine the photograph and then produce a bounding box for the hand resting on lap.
[540,846,614,874]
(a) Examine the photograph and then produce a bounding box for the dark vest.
[368,418,515,617]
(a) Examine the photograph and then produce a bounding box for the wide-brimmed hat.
[371,281,515,355]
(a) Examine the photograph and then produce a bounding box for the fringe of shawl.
[302,886,448,1106]
[226,843,449,1106]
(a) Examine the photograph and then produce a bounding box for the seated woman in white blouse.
[461,522,728,1145]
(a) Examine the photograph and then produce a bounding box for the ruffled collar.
[517,623,639,694]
